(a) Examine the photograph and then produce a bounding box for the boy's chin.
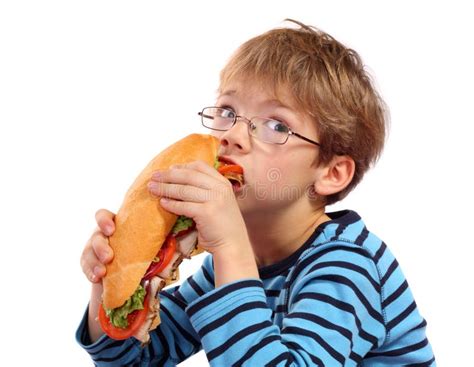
[235,190,279,213]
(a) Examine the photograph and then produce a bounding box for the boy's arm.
[184,243,435,366]
[76,254,215,366]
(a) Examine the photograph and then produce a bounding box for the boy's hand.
[80,209,115,283]
[148,160,250,255]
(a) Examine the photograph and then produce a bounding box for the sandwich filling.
[101,158,245,335]
[105,285,146,329]
[215,158,245,190]
[102,215,196,329]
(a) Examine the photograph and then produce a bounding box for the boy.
[77,19,436,366]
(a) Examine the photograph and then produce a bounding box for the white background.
[1,1,472,366]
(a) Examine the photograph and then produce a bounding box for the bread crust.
[102,134,219,309]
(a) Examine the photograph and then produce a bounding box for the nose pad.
[248,121,257,134]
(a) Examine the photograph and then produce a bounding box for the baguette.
[102,133,219,310]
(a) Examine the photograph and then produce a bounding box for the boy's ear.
[313,155,355,197]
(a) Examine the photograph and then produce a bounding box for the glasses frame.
[198,106,321,147]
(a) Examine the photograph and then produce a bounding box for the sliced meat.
[135,229,200,344]
[157,250,183,279]
[176,230,198,259]
[133,276,166,345]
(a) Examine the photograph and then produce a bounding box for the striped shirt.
[76,210,436,366]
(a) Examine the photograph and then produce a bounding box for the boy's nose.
[218,118,251,152]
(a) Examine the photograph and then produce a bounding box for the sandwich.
[98,133,245,342]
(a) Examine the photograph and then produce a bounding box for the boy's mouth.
[217,156,245,192]
[217,156,238,166]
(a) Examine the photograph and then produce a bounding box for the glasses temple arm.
[198,112,215,119]
[291,131,321,147]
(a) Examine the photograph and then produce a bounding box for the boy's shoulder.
[289,210,431,353]
[293,209,400,289]
[305,209,392,262]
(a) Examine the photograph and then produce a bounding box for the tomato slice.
[217,164,243,175]
[143,235,177,281]
[99,292,150,340]
[218,164,244,189]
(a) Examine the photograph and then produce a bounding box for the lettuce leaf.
[214,157,221,169]
[105,285,146,329]
[171,215,194,235]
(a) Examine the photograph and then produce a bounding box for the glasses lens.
[251,117,289,144]
[201,107,235,131]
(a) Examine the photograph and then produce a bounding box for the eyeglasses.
[198,106,321,147]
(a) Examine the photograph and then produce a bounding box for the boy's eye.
[264,119,289,133]
[217,106,236,119]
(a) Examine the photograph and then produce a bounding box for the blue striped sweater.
[76,210,436,366]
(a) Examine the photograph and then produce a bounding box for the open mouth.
[217,157,245,192]
[226,172,244,191]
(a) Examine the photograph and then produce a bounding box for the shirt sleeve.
[184,244,387,366]
[75,254,216,366]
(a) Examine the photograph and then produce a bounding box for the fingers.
[91,230,114,264]
[81,209,115,283]
[148,182,211,203]
[151,166,213,189]
[149,161,231,202]
[95,208,116,236]
[81,232,114,283]
[159,198,200,219]
[168,160,226,182]
[81,238,105,283]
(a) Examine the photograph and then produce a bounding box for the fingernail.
[104,224,113,236]
[151,171,162,180]
[89,272,97,282]
[94,266,102,277]
[148,182,159,190]
[100,251,110,263]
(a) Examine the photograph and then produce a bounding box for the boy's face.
[212,78,322,216]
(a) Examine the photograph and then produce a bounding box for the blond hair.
[219,19,389,205]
